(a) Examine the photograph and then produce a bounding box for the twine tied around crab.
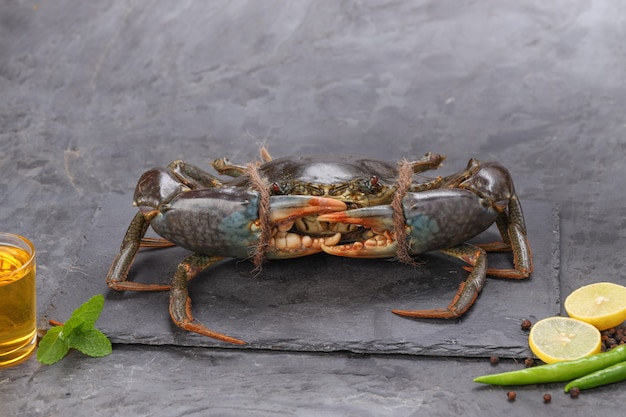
[391,159,420,266]
[244,161,272,273]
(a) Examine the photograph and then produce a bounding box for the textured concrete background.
[1,1,625,416]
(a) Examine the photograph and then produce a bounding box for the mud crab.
[107,149,532,344]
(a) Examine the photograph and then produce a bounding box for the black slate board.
[44,194,559,358]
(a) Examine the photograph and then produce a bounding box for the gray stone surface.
[2,0,626,416]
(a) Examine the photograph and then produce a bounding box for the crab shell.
[234,155,403,208]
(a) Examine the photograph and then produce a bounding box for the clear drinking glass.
[0,233,37,367]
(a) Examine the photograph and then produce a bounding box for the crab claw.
[317,206,399,258]
[146,187,347,260]
[317,206,394,229]
[267,196,346,259]
[269,195,347,223]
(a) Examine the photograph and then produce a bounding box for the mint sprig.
[37,294,112,365]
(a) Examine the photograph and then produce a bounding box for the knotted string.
[244,163,271,272]
[391,159,419,266]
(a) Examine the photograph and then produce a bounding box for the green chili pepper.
[473,344,626,386]
[564,359,626,392]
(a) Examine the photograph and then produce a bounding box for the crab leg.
[107,212,173,291]
[392,243,487,319]
[168,160,225,189]
[486,194,532,278]
[139,237,175,248]
[169,253,245,345]
[460,194,532,279]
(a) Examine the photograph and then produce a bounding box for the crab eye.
[271,182,282,194]
[358,175,381,193]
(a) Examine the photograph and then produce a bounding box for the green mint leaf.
[36,326,70,365]
[69,327,112,357]
[63,320,94,347]
[36,294,112,365]
[62,317,81,334]
[69,294,105,326]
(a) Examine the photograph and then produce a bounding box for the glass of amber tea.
[0,233,36,367]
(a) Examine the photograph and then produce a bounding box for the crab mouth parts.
[268,219,397,258]
[269,230,342,254]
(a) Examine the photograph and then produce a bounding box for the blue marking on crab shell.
[216,194,261,258]
[405,213,441,253]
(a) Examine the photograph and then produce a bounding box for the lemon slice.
[529,317,602,363]
[564,282,626,330]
